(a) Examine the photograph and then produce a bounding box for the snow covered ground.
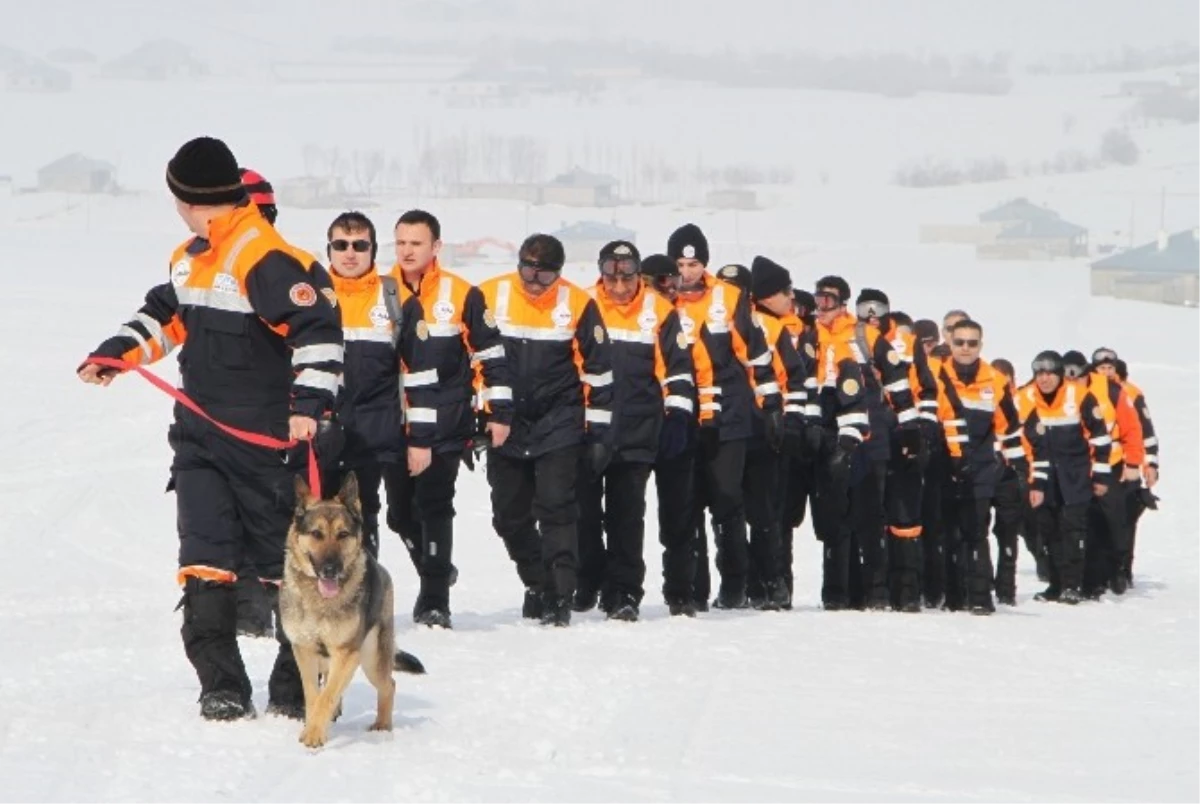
[1,10,1198,799]
[1,193,1196,801]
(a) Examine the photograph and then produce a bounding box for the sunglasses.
[330,238,372,253]
[951,338,980,348]
[599,257,640,278]
[518,259,560,287]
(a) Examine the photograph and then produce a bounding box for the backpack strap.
[380,276,404,348]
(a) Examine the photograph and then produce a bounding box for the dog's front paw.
[299,722,328,748]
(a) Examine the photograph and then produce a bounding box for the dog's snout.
[318,560,342,580]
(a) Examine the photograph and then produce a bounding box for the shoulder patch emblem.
[677,331,689,349]
[841,378,860,396]
[1093,407,1105,421]
[594,324,606,344]
[887,349,901,366]
[1036,421,1046,435]
[805,342,816,359]
[289,282,317,307]
[320,288,338,308]
[171,259,191,287]
[416,320,429,341]
[483,309,497,328]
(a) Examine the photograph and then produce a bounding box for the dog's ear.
[337,470,361,514]
[294,474,314,512]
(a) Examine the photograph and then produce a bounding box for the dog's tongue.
[317,578,340,599]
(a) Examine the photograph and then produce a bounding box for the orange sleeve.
[1115,388,1145,466]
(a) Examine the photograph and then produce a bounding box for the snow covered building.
[1091,229,1199,307]
[551,221,636,265]
[36,154,116,194]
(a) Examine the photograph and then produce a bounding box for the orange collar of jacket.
[204,204,261,246]
[593,280,645,313]
[330,269,379,295]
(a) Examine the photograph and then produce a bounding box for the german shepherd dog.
[280,472,425,748]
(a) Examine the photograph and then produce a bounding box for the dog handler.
[77,136,344,721]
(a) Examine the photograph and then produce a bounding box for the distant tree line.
[1026,42,1198,75]
[893,127,1140,188]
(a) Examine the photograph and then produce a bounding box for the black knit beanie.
[667,223,709,266]
[166,137,248,206]
[750,256,791,299]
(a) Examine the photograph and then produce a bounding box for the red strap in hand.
[86,356,323,498]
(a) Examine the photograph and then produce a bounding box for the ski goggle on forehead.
[1031,358,1062,375]
[599,256,640,279]
[518,259,561,287]
[1092,348,1118,365]
[855,301,888,320]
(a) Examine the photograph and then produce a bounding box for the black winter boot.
[180,578,253,719]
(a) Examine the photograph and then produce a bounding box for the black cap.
[667,223,709,266]
[599,240,640,263]
[913,319,939,344]
[1062,350,1088,369]
[793,289,816,316]
[750,256,792,299]
[640,253,678,278]
[716,263,750,292]
[166,136,247,206]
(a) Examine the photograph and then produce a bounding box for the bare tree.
[352,149,386,196]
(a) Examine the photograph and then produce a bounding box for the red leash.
[86,356,323,498]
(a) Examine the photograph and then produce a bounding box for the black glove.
[896,425,922,460]
[949,456,974,489]
[764,409,785,453]
[313,418,345,474]
[804,423,827,458]
[588,441,613,478]
[1138,487,1160,510]
[828,434,858,485]
[698,424,721,462]
[657,409,691,462]
[1011,460,1030,498]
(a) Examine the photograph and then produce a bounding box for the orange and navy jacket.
[88,203,343,430]
[1084,372,1144,470]
[936,359,1024,494]
[328,269,403,463]
[1018,379,1113,507]
[884,319,939,425]
[1121,378,1159,469]
[753,308,809,434]
[394,261,511,454]
[476,272,612,458]
[675,272,779,441]
[590,281,696,463]
[809,330,869,443]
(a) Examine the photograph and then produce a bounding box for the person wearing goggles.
[475,233,614,627]
[575,241,700,620]
[1018,350,1114,605]
[666,224,780,611]
[936,319,1025,614]
[641,253,684,303]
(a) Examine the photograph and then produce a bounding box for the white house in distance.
[37,154,117,194]
[101,40,209,81]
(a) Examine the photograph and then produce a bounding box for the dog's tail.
[394,650,426,675]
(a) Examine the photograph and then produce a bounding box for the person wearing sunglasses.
[1016,350,1114,605]
[78,136,344,722]
[1060,351,1145,599]
[573,241,699,621]
[931,309,969,360]
[934,319,1025,615]
[667,224,781,611]
[641,252,718,616]
[476,234,613,627]
[1093,349,1158,588]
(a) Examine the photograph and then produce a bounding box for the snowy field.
[1,8,1199,800]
